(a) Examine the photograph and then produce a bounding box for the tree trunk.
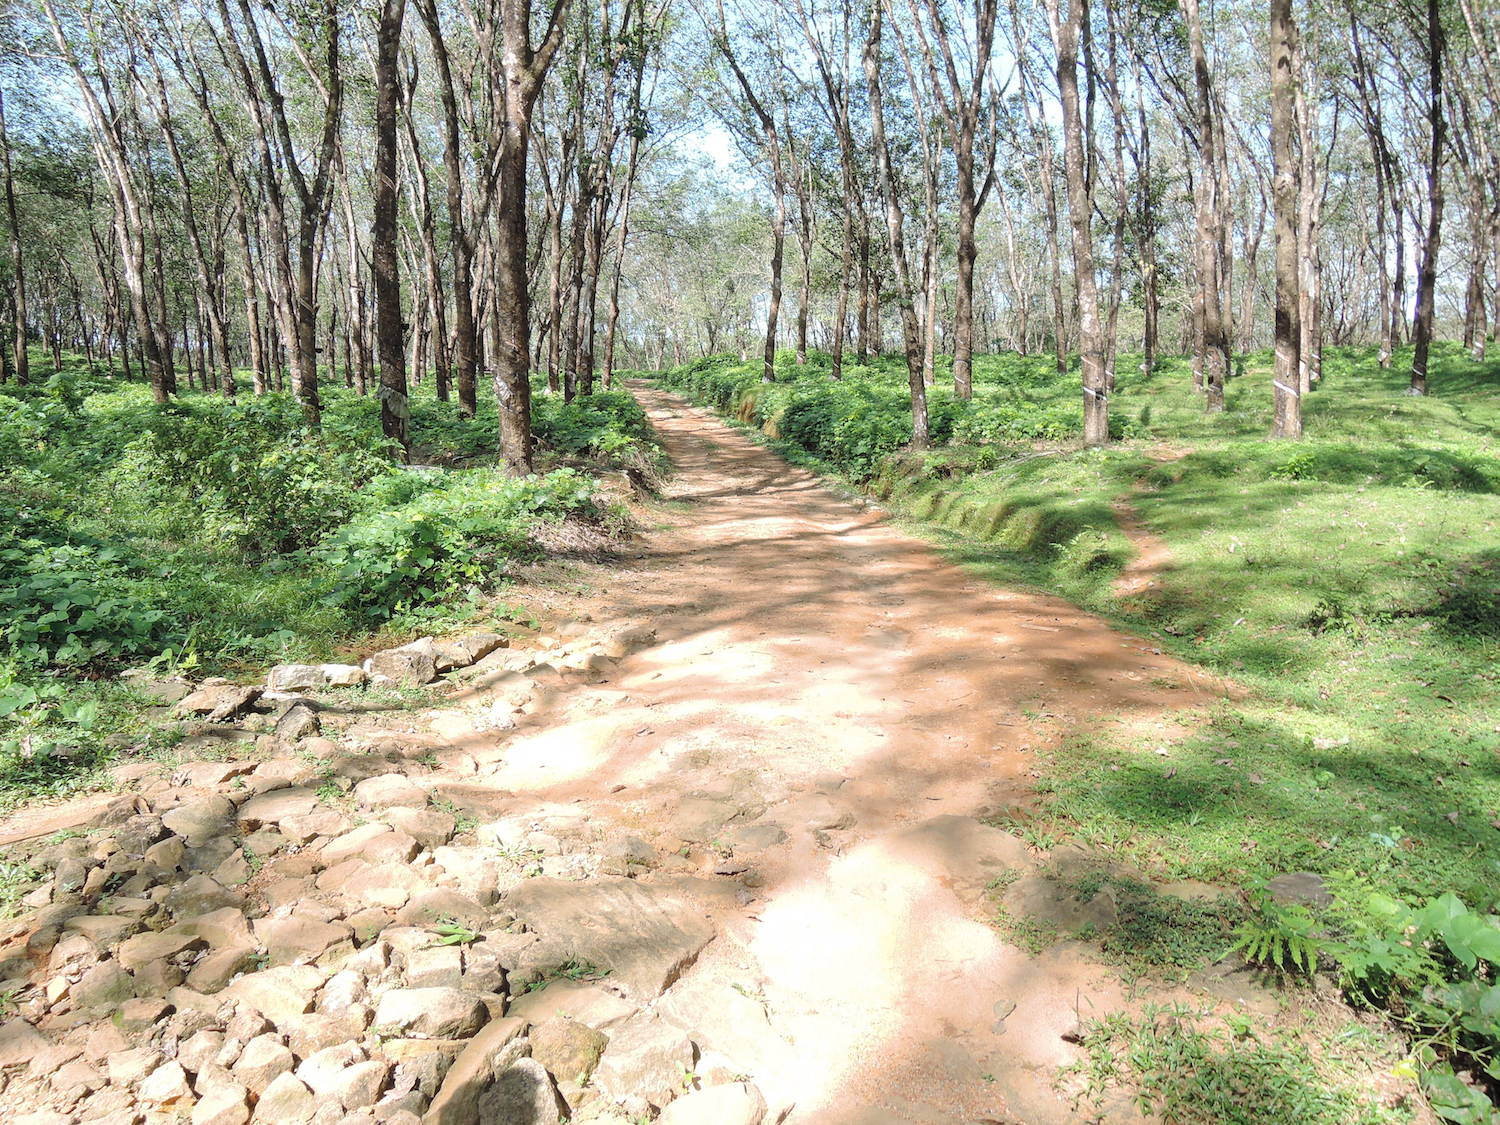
[0,86,29,386]
[1271,0,1302,439]
[374,0,409,458]
[1409,0,1446,396]
[1044,0,1108,445]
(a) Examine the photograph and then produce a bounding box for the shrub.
[136,396,398,554]
[316,468,601,621]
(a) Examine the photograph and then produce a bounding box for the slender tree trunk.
[374,0,409,458]
[1410,0,1446,396]
[0,87,29,386]
[864,2,928,450]
[1045,0,1108,445]
[1271,0,1302,439]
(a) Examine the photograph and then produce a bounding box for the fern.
[1229,899,1322,974]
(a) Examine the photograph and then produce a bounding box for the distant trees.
[2,0,1498,447]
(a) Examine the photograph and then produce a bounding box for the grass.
[1065,1003,1415,1125]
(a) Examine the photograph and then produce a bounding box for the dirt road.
[433,383,1231,1122]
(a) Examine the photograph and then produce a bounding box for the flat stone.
[254,915,353,967]
[238,787,320,830]
[503,876,714,1000]
[223,965,324,1024]
[353,774,428,811]
[73,960,136,1008]
[655,1082,768,1125]
[590,1014,693,1111]
[192,1080,250,1125]
[373,988,488,1040]
[322,823,420,866]
[663,798,736,843]
[0,1018,47,1068]
[253,1071,315,1123]
[117,929,202,973]
[1267,871,1333,909]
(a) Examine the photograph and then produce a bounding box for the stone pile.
[0,629,784,1125]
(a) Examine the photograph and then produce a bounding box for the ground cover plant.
[0,354,660,812]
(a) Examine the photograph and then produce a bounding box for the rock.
[423,1017,530,1125]
[255,914,353,967]
[161,795,236,847]
[726,823,787,851]
[431,635,505,673]
[366,641,438,686]
[0,1019,47,1068]
[192,1080,251,1125]
[322,824,420,866]
[338,863,429,910]
[663,798,736,843]
[529,1018,607,1087]
[174,904,256,950]
[404,946,463,989]
[319,664,367,687]
[267,665,326,692]
[506,981,637,1030]
[397,890,488,932]
[353,774,428,811]
[503,877,714,1000]
[329,1059,390,1110]
[471,1057,566,1125]
[118,995,173,1031]
[655,1082,767,1125]
[114,812,168,856]
[139,1060,193,1106]
[224,966,324,1025]
[167,874,244,917]
[179,1030,226,1074]
[1267,871,1333,909]
[189,945,257,992]
[254,1071,316,1123]
[178,684,263,721]
[106,1045,163,1085]
[117,929,202,973]
[381,808,456,850]
[590,1015,693,1111]
[238,787,320,831]
[72,960,136,1009]
[281,808,353,845]
[373,988,488,1040]
[296,1041,365,1095]
[122,670,195,704]
[233,1034,296,1094]
[277,703,322,741]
